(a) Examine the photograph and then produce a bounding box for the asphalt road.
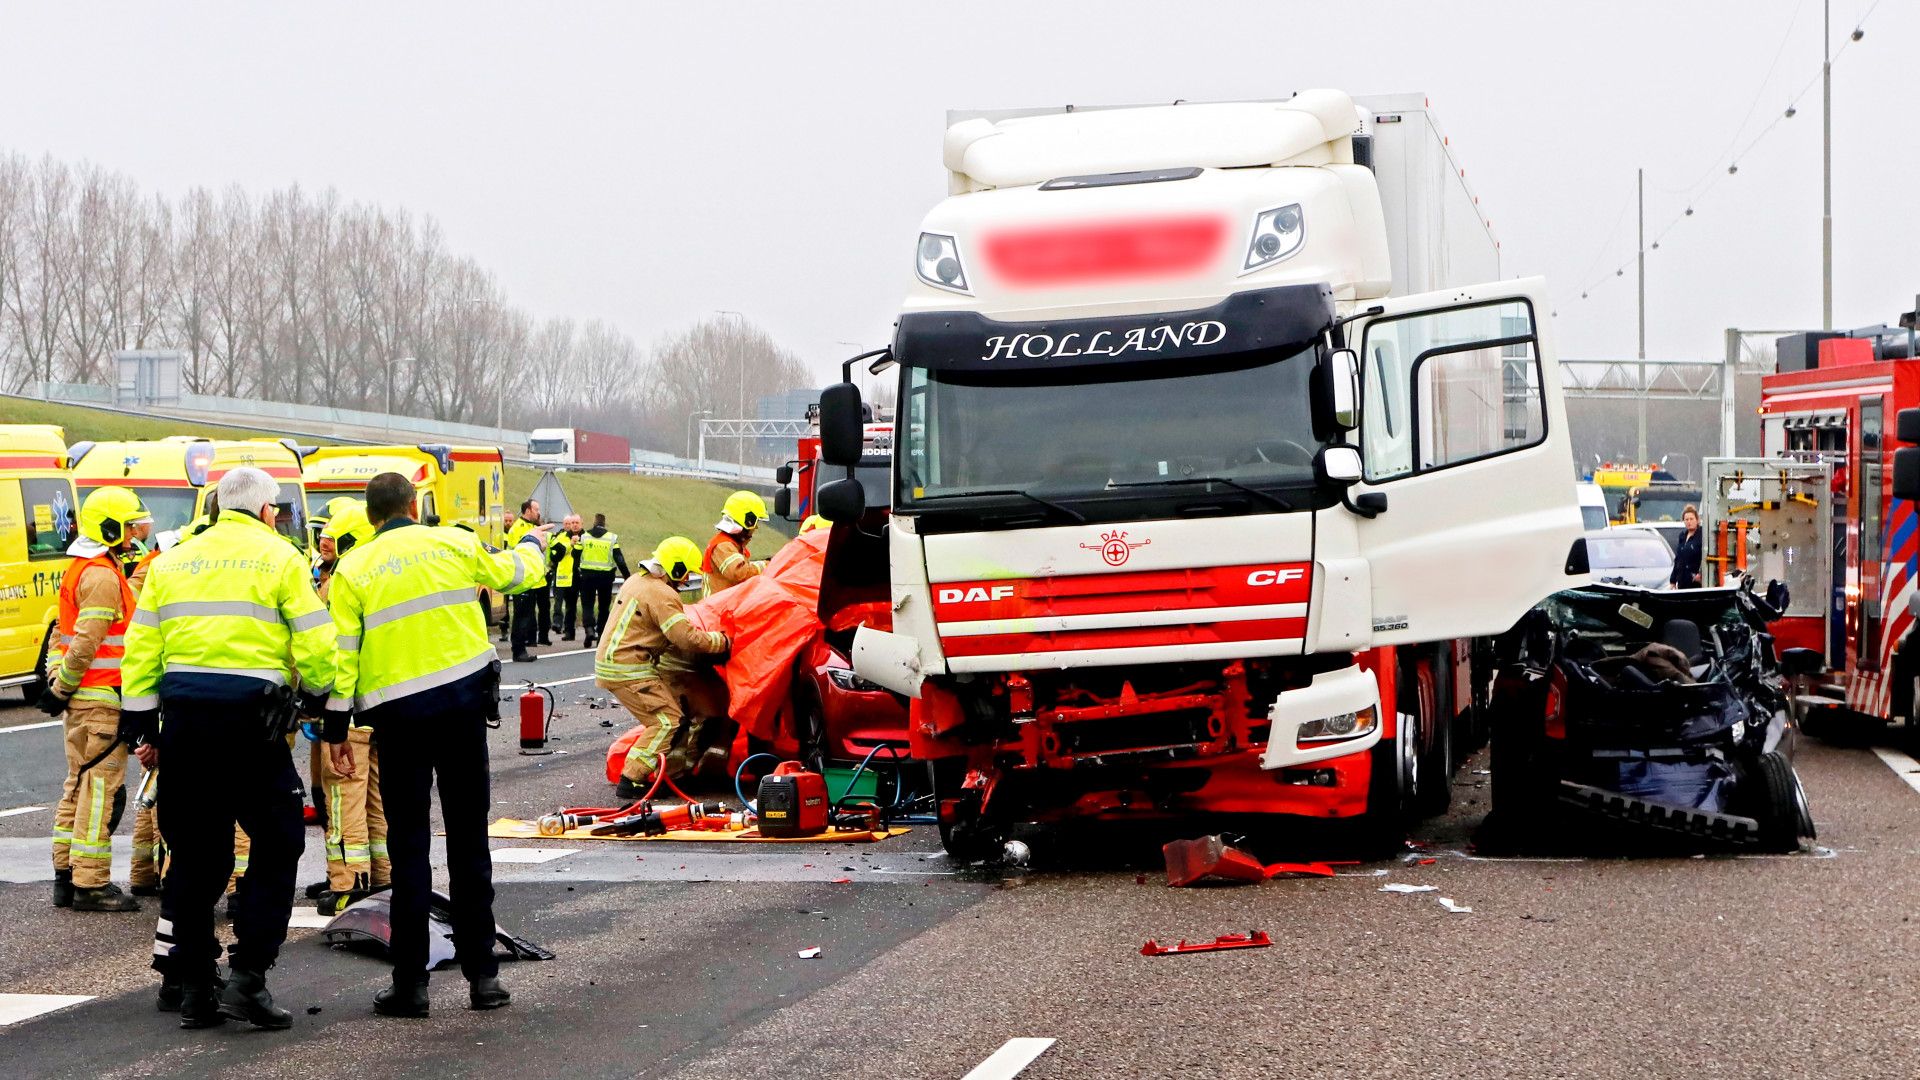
[3,638,1920,1079]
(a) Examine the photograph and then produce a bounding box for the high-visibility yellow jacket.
[325,519,546,723]
[121,510,337,716]
[550,533,575,588]
[506,517,537,547]
[578,529,621,574]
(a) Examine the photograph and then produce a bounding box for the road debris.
[1437,897,1473,914]
[1140,931,1273,957]
[797,947,822,959]
[1379,883,1438,894]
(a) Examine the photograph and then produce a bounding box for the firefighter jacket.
[325,520,547,735]
[49,550,136,707]
[702,533,762,595]
[578,527,627,576]
[550,533,576,589]
[121,510,337,732]
[594,572,726,685]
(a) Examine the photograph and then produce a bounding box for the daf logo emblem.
[1081,529,1150,567]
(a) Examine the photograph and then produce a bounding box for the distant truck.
[527,427,630,466]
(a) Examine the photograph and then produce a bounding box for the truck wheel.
[1405,654,1453,818]
[1353,713,1414,857]
[932,759,1008,863]
[1746,751,1816,853]
[22,624,52,704]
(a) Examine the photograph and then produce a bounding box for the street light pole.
[1822,0,1833,330]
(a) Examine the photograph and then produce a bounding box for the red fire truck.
[1755,323,1920,731]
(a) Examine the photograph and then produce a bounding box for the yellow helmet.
[649,536,703,583]
[722,490,768,531]
[79,486,152,547]
[799,514,830,534]
[320,500,375,554]
[313,495,359,527]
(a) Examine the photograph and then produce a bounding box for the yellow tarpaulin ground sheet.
[488,818,911,844]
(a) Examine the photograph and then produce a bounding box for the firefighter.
[38,486,153,912]
[308,503,387,914]
[327,471,548,1017]
[799,514,830,535]
[506,499,547,662]
[120,467,336,1030]
[550,514,581,641]
[577,513,629,649]
[703,491,769,596]
[602,537,730,799]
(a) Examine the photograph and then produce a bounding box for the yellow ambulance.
[299,443,506,545]
[69,437,312,552]
[0,425,78,699]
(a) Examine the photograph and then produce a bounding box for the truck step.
[1557,781,1762,845]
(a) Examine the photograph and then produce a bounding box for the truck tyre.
[1353,714,1414,857]
[1746,751,1816,854]
[1405,654,1453,818]
[932,759,1008,863]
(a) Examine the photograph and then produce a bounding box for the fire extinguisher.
[519,685,557,754]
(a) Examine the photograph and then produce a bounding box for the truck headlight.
[915,232,971,294]
[1297,705,1377,742]
[1242,204,1305,273]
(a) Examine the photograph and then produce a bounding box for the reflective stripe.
[336,635,360,651]
[101,634,125,648]
[87,656,122,671]
[131,609,161,628]
[369,839,389,857]
[661,612,689,633]
[72,687,121,705]
[123,694,159,711]
[286,608,331,632]
[507,553,528,589]
[325,696,353,713]
[719,553,746,573]
[164,663,288,686]
[152,600,281,623]
[57,666,83,688]
[362,588,477,630]
[355,649,496,710]
[594,660,657,682]
[76,607,121,621]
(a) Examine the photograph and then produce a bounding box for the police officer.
[506,499,546,662]
[702,491,769,596]
[327,472,549,1017]
[550,514,581,641]
[577,513,628,648]
[120,467,336,1030]
[602,537,729,799]
[40,486,152,912]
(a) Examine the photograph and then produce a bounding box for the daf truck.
[811,91,1585,857]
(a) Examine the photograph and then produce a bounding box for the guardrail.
[7,385,776,482]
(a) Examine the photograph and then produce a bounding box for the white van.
[1576,482,1610,531]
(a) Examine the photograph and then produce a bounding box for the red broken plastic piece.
[1261,861,1336,879]
[1141,931,1274,956]
[1162,835,1267,886]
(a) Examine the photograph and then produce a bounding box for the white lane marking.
[0,993,94,1025]
[0,806,48,818]
[0,720,63,735]
[1871,746,1920,796]
[490,847,573,864]
[507,675,596,689]
[287,912,334,930]
[963,1038,1057,1080]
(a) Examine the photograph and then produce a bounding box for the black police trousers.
[156,692,305,978]
[577,571,615,642]
[372,701,498,984]
[510,587,549,650]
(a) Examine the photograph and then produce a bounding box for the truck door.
[1348,276,1581,646]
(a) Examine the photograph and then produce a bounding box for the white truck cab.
[816,91,1583,856]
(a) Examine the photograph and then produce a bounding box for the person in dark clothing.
[1669,505,1704,589]
[576,513,630,649]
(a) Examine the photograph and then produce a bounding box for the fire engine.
[1754,320,1920,736]
[808,91,1585,858]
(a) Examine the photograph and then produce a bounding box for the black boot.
[512,649,535,664]
[614,776,650,801]
[374,979,430,1018]
[178,980,227,1029]
[469,977,510,1011]
[72,883,141,912]
[52,869,73,908]
[304,879,329,900]
[158,970,225,1013]
[130,881,162,897]
[218,967,291,1029]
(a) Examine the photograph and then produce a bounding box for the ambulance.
[0,425,78,699]
[68,437,312,552]
[298,444,506,545]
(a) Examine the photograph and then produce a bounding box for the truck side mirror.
[817,476,866,523]
[774,487,792,520]
[1317,445,1362,484]
[819,383,865,467]
[1897,407,1920,443]
[776,463,794,485]
[1895,447,1920,502]
[1779,647,1823,677]
[1329,347,1360,430]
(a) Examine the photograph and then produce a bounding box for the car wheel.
[1746,751,1815,853]
[23,623,52,704]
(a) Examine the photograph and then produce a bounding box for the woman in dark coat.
[1669,505,1704,589]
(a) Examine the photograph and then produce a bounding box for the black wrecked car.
[1487,581,1817,853]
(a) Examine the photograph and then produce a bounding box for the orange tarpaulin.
[682,530,830,740]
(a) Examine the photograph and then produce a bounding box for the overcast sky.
[3,1,1913,382]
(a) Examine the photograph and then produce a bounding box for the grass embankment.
[0,396,788,555]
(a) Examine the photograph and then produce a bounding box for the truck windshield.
[529,439,567,455]
[898,345,1322,515]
